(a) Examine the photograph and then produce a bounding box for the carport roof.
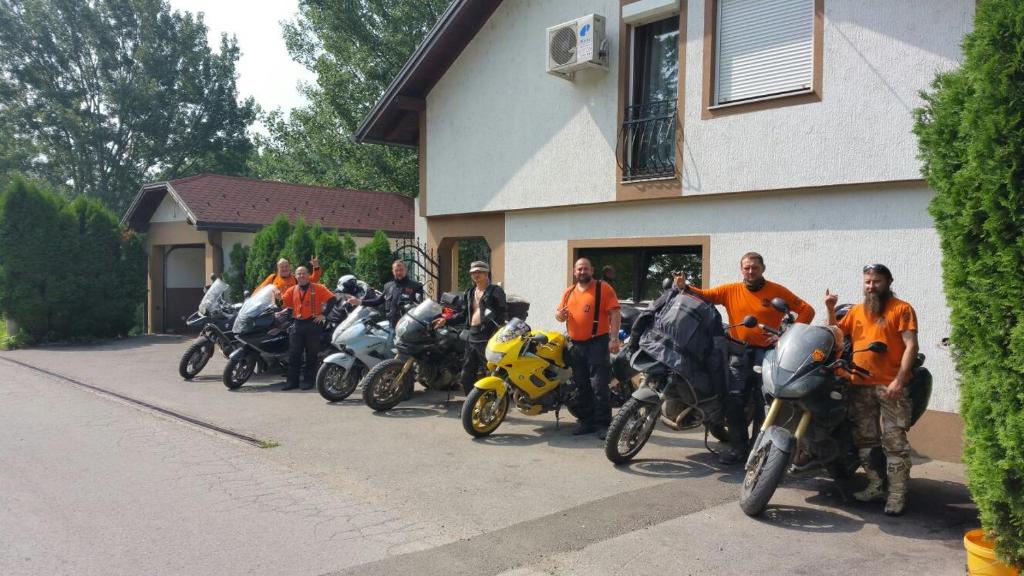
[122,174,414,236]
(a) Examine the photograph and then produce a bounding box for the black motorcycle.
[222,285,338,389]
[604,311,757,464]
[738,298,932,516]
[179,278,242,380]
[360,295,466,411]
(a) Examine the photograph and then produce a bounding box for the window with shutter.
[703,0,822,117]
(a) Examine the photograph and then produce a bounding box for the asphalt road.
[0,337,976,575]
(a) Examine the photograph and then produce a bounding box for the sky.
[166,0,317,122]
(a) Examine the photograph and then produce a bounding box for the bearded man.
[674,252,815,464]
[826,264,919,515]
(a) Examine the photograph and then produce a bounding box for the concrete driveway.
[0,336,975,575]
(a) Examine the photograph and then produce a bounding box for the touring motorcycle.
[738,298,932,516]
[178,278,241,380]
[360,296,466,411]
[316,305,395,402]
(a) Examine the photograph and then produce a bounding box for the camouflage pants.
[847,385,913,493]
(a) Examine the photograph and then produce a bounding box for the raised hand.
[310,255,320,269]
[824,289,838,311]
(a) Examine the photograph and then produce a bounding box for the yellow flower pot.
[965,529,1020,576]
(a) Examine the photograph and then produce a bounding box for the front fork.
[746,398,812,469]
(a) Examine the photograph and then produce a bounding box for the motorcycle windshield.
[332,306,373,345]
[233,285,277,333]
[763,323,837,399]
[198,279,230,315]
[395,299,442,341]
[494,318,529,344]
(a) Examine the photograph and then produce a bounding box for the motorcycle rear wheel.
[739,435,789,516]
[362,359,414,412]
[316,362,363,402]
[223,353,257,390]
[604,398,660,464]
[179,337,214,380]
[462,387,509,437]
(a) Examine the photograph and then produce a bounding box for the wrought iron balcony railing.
[617,100,677,182]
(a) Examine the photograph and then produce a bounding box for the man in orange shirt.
[826,263,919,515]
[675,252,815,463]
[279,266,336,390]
[254,256,322,294]
[556,258,621,438]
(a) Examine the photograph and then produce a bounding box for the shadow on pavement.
[615,458,719,480]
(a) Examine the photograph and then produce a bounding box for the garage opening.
[163,244,206,333]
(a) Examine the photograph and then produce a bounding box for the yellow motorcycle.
[461,318,580,437]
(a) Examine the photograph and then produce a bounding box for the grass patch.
[258,440,280,449]
[0,316,29,350]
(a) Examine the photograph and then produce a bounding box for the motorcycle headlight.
[485,348,503,365]
[761,352,777,396]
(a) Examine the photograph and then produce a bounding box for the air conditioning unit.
[546,14,609,79]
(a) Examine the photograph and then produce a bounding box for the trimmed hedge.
[0,178,146,342]
[355,230,393,289]
[913,0,1024,566]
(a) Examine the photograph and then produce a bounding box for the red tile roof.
[123,174,414,236]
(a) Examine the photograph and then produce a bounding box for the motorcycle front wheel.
[223,353,257,390]
[739,432,789,516]
[361,359,414,412]
[461,387,509,437]
[316,362,363,402]
[179,337,214,380]
[604,398,660,464]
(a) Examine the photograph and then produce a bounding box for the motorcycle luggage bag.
[506,296,530,321]
[635,289,725,395]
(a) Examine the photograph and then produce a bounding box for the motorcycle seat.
[630,350,668,376]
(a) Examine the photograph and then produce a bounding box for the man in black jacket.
[347,260,424,328]
[434,261,507,394]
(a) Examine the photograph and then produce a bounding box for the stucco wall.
[427,0,622,215]
[501,183,957,413]
[221,231,255,274]
[681,0,973,196]
[425,0,972,215]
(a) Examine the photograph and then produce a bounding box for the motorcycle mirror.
[243,290,251,299]
[661,277,673,291]
[867,341,888,353]
[533,333,549,346]
[742,315,758,328]
[770,297,790,314]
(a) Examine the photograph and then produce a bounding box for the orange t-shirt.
[255,267,322,294]
[837,297,918,386]
[689,280,815,348]
[559,281,620,341]
[281,282,335,320]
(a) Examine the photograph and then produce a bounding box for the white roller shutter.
[715,0,815,105]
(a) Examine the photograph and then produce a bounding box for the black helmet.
[337,274,359,295]
[835,303,854,322]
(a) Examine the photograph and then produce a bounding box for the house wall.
[425,0,972,215]
[150,193,189,223]
[500,183,957,413]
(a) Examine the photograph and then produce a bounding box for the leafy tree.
[245,215,292,290]
[914,0,1024,566]
[355,230,393,288]
[250,0,450,194]
[0,0,257,212]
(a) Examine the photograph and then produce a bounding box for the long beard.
[864,289,893,317]
[576,273,593,285]
[744,277,766,291]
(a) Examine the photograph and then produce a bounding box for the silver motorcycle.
[315,305,395,402]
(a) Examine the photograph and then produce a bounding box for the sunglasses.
[863,264,893,278]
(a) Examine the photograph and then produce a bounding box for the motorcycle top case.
[634,289,726,394]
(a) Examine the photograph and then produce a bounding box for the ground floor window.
[576,244,702,303]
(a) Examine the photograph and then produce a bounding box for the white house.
[356,0,973,461]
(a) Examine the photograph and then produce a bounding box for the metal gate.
[392,238,439,297]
